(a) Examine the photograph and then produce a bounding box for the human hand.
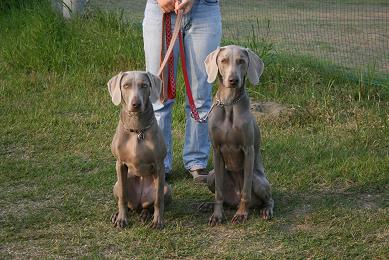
[175,0,195,14]
[157,0,175,13]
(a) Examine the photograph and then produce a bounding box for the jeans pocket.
[202,0,219,6]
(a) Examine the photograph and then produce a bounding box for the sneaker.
[189,169,208,183]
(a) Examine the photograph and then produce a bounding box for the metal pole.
[52,0,86,19]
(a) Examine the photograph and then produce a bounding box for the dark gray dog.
[204,45,274,226]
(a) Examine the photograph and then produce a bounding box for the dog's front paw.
[231,211,248,224]
[208,212,224,226]
[111,211,129,229]
[139,208,152,224]
[259,205,273,220]
[150,215,164,229]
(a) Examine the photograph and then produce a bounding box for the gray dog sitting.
[108,71,171,229]
[203,45,274,225]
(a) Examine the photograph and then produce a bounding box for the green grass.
[1,1,388,258]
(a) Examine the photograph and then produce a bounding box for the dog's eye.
[237,59,245,65]
[123,83,131,89]
[141,83,148,88]
[220,58,228,64]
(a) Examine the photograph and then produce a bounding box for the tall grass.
[1,1,144,74]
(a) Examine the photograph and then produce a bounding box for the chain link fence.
[90,0,389,77]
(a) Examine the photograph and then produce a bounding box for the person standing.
[142,0,222,182]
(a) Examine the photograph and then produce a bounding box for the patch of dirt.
[251,100,295,123]
[0,194,55,220]
[353,193,386,210]
[1,144,32,160]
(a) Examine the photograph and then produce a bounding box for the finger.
[174,1,180,13]
[164,7,174,13]
[175,2,187,11]
[175,2,191,14]
[174,3,186,14]
[166,1,175,12]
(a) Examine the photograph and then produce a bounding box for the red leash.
[159,12,203,122]
[178,30,201,121]
[163,14,176,100]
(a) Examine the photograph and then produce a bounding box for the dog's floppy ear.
[146,72,162,104]
[245,48,264,86]
[204,47,221,83]
[107,72,124,106]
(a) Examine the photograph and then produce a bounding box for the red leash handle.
[158,11,205,123]
[158,11,183,78]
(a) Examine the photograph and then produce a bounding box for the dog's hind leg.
[252,171,274,220]
[197,170,216,212]
[207,169,216,193]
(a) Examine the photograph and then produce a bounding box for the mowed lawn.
[1,1,388,258]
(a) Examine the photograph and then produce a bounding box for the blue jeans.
[143,0,222,174]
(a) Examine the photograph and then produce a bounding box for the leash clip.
[190,112,206,123]
[137,132,145,140]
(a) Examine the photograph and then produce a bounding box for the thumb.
[175,0,191,14]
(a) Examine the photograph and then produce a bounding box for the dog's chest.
[209,108,252,172]
[118,135,159,176]
[210,109,246,146]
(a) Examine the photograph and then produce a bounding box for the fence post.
[51,0,87,19]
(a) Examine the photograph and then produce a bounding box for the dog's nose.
[228,77,239,85]
[131,100,141,108]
